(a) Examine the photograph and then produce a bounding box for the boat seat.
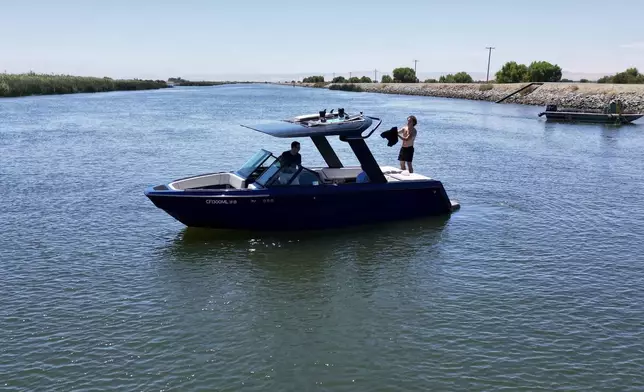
[170,172,246,190]
[296,171,320,185]
[227,173,246,189]
[318,167,364,181]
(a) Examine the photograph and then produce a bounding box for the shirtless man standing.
[398,115,417,173]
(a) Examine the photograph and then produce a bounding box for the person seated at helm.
[277,141,302,184]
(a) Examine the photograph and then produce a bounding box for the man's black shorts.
[398,146,414,162]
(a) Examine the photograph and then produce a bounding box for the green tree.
[528,61,562,82]
[580,79,589,83]
[392,67,417,83]
[359,76,372,83]
[332,76,346,83]
[424,78,438,83]
[495,61,529,83]
[381,75,393,83]
[302,75,324,83]
[348,77,361,83]
[439,72,473,83]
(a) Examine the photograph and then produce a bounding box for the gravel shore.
[295,82,644,112]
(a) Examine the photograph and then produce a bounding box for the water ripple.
[1,85,643,390]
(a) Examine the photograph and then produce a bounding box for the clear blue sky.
[2,0,643,80]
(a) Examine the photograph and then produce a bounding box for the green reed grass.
[0,72,169,98]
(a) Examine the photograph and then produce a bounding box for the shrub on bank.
[329,84,363,92]
[597,68,644,84]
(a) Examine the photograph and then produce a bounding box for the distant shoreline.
[285,82,644,112]
[0,73,247,99]
[0,73,171,98]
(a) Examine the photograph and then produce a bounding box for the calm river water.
[1,85,643,391]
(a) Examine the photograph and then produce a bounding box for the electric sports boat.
[144,109,460,230]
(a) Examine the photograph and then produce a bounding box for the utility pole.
[485,47,495,82]
[349,72,352,79]
[374,69,377,82]
[413,60,418,76]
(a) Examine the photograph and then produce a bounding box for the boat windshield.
[235,149,273,179]
[254,160,287,187]
[254,160,321,187]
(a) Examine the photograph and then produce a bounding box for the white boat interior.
[168,166,432,191]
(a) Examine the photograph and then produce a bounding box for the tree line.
[301,65,644,85]
[301,68,485,84]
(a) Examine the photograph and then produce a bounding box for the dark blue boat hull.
[145,181,457,231]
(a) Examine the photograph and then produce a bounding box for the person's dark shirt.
[279,150,301,168]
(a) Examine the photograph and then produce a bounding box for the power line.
[485,47,495,82]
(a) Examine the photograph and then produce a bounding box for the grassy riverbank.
[0,73,169,98]
[292,82,644,112]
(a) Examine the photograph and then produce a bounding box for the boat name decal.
[206,199,238,205]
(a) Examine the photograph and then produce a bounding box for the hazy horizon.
[2,0,643,82]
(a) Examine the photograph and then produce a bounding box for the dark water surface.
[1,85,643,391]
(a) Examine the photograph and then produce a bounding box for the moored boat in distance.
[145,109,460,231]
[538,100,643,124]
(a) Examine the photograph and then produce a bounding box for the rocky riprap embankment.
[295,82,644,113]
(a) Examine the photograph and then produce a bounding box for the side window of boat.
[266,167,321,187]
[272,167,298,186]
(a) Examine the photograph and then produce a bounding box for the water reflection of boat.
[175,213,451,245]
[538,101,643,124]
[165,214,452,270]
[145,109,460,231]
